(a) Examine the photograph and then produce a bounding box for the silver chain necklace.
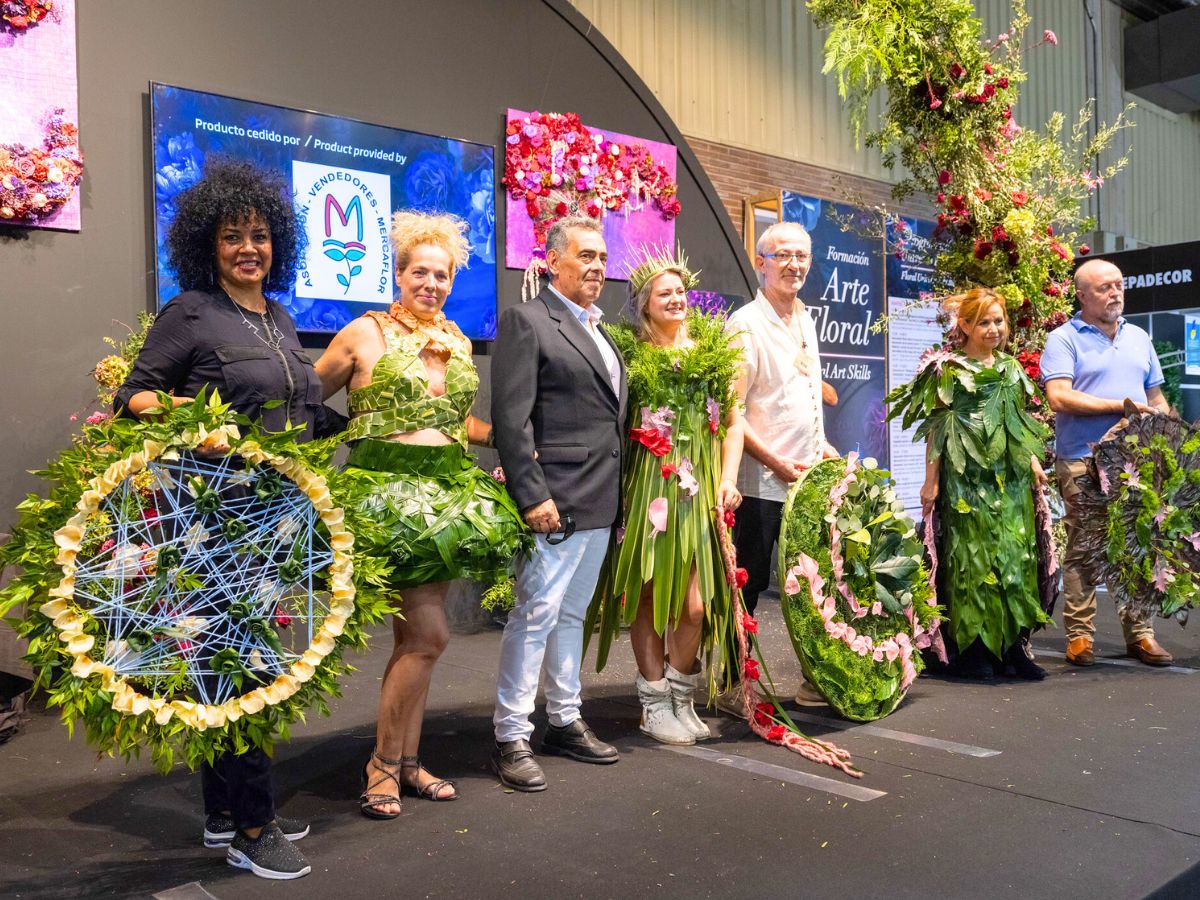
[225,292,285,351]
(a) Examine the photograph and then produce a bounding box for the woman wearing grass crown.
[886,287,1054,680]
[585,247,744,745]
[316,210,529,819]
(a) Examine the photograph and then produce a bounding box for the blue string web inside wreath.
[71,452,334,706]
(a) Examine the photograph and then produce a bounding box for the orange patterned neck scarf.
[388,301,464,355]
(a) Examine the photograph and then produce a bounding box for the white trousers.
[493,527,611,743]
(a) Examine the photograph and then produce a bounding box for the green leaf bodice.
[886,349,1050,656]
[346,313,478,447]
[886,349,1048,478]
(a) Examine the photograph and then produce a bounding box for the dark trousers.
[733,495,784,616]
[201,748,275,831]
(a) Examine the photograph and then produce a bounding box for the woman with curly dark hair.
[116,158,334,880]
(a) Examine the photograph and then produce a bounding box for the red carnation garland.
[714,506,862,778]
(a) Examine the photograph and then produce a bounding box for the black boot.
[950,640,996,680]
[1004,632,1046,681]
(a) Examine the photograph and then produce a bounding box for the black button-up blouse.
[115,290,334,440]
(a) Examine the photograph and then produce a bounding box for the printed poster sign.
[782,191,888,465]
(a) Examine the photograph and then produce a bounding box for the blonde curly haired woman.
[317,212,529,818]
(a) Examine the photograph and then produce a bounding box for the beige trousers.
[1055,458,1154,644]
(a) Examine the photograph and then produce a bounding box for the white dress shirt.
[548,284,621,396]
[726,290,825,502]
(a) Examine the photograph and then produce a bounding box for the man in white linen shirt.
[724,221,836,707]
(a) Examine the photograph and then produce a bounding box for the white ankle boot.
[665,663,712,740]
[636,674,695,745]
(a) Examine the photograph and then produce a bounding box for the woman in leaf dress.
[586,248,744,745]
[886,288,1051,680]
[316,211,529,817]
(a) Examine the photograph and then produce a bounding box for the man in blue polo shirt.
[1042,258,1173,667]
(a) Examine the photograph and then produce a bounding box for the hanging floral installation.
[502,109,680,281]
[809,0,1132,359]
[0,392,396,771]
[0,106,84,225]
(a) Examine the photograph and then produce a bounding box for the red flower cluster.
[1,1,51,31]
[722,507,737,528]
[0,108,84,224]
[503,111,680,256]
[741,612,758,634]
[766,724,788,742]
[734,567,749,588]
[1016,349,1042,381]
[753,701,774,727]
[630,427,672,457]
[743,658,761,681]
[661,462,677,478]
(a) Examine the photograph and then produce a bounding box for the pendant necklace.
[226,291,285,351]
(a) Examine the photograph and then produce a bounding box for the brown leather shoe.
[1126,637,1173,667]
[1065,637,1094,666]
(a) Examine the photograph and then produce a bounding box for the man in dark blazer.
[490,216,628,791]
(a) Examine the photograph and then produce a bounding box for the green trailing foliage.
[809,0,1132,354]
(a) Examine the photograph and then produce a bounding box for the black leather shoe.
[541,719,619,764]
[491,740,546,792]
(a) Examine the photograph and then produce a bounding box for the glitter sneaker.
[226,822,311,880]
[203,812,309,848]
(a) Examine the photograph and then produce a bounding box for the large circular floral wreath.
[777,454,943,722]
[1073,405,1200,625]
[0,394,393,771]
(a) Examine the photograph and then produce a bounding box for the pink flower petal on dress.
[784,571,801,595]
[648,497,669,536]
[677,457,700,498]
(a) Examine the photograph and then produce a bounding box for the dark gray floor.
[2,598,1199,900]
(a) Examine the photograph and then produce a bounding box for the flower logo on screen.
[322,194,367,294]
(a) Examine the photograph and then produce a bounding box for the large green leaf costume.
[886,348,1051,658]
[585,311,740,686]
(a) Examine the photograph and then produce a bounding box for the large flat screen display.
[150,83,498,339]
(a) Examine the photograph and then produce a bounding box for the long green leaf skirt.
[342,439,531,589]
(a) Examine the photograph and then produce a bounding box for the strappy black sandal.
[359,750,403,819]
[399,755,458,801]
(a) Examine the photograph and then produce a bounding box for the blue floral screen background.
[151,83,497,339]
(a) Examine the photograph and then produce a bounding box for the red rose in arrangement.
[661,462,678,478]
[741,612,758,634]
[629,427,672,457]
[743,658,761,681]
[735,567,749,588]
[723,507,737,528]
